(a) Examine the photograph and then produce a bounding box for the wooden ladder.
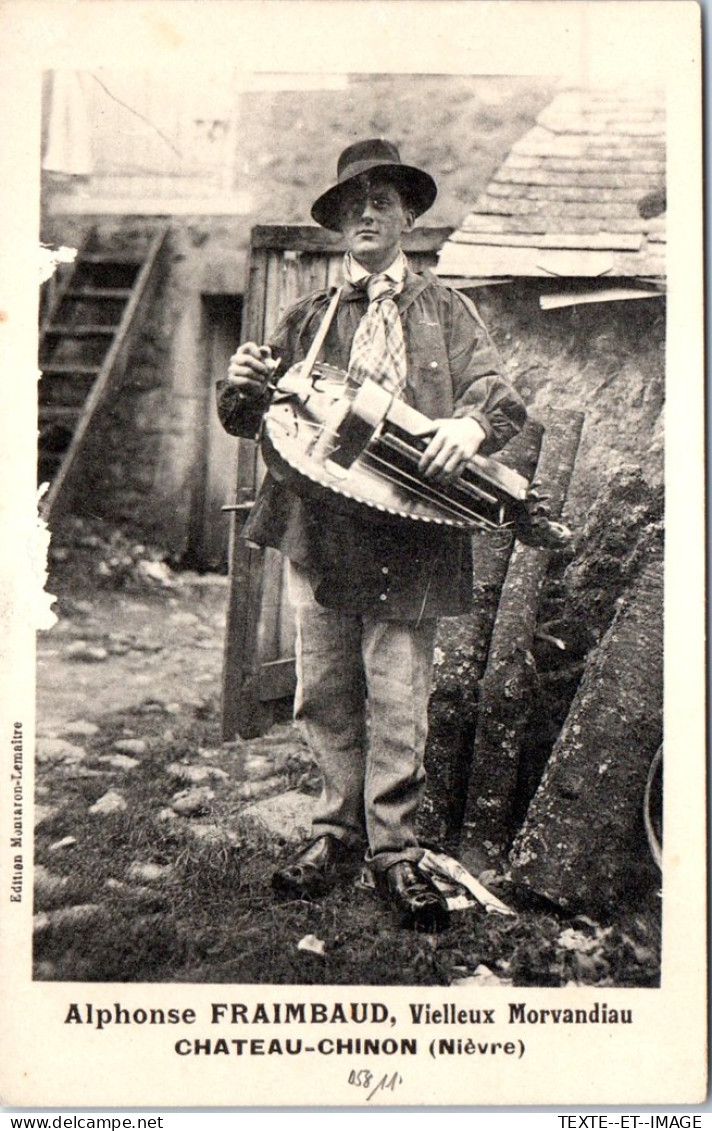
[38,223,170,520]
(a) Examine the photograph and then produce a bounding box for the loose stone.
[48,904,103,927]
[188,823,239,845]
[171,787,215,817]
[113,739,148,756]
[34,804,61,827]
[99,754,141,771]
[61,719,100,738]
[167,763,229,785]
[34,865,69,897]
[65,642,109,663]
[239,790,314,843]
[127,862,174,883]
[34,905,102,932]
[242,755,278,781]
[89,790,128,816]
[36,738,86,765]
[236,776,284,801]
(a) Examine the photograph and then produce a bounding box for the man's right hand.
[226,343,275,400]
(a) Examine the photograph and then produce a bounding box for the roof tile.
[438,84,666,278]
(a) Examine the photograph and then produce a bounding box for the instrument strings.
[359,449,490,525]
[268,411,511,529]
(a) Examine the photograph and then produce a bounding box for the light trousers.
[289,562,437,872]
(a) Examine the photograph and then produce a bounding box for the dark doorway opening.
[183,293,243,572]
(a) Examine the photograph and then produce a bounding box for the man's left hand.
[418,417,487,483]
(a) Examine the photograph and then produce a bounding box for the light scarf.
[344,251,408,398]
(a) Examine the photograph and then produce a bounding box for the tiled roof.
[437,86,665,280]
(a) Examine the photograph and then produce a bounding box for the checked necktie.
[348,271,408,399]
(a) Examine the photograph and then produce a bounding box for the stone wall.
[472,282,665,525]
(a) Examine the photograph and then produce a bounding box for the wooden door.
[221,224,451,739]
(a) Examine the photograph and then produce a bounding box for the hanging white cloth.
[43,69,93,176]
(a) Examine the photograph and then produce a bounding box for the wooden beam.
[460,408,584,866]
[250,224,452,253]
[418,420,544,849]
[450,231,643,252]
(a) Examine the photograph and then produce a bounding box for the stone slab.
[239,790,313,843]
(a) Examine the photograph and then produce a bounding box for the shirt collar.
[344,249,407,285]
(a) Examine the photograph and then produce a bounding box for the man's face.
[338,175,414,272]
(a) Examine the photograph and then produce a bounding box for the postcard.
[0,0,705,1110]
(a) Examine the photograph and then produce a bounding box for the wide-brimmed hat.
[311,138,437,231]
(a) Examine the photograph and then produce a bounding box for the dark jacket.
[216,266,526,620]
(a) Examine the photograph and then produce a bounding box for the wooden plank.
[279,250,304,311]
[251,225,343,252]
[614,253,666,277]
[419,420,545,848]
[436,276,514,289]
[450,231,643,252]
[257,548,290,674]
[39,406,83,422]
[461,211,665,237]
[437,241,622,279]
[264,250,287,340]
[252,251,328,708]
[325,253,345,289]
[310,252,333,293]
[39,228,94,339]
[540,287,664,310]
[277,557,297,658]
[221,450,271,740]
[257,554,297,701]
[66,287,134,299]
[45,326,116,337]
[250,224,452,253]
[222,244,316,735]
[40,364,101,375]
[221,242,269,739]
[242,246,269,343]
[461,410,585,864]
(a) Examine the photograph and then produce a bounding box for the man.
[217,139,526,932]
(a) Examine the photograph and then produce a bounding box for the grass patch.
[34,697,661,987]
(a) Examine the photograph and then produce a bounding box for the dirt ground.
[33,546,661,987]
[37,579,228,734]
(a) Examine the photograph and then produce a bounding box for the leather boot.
[377,860,450,933]
[272,834,354,899]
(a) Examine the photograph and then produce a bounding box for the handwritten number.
[348,1070,403,1101]
[348,1069,373,1088]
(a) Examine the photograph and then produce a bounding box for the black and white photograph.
[0,0,705,1111]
